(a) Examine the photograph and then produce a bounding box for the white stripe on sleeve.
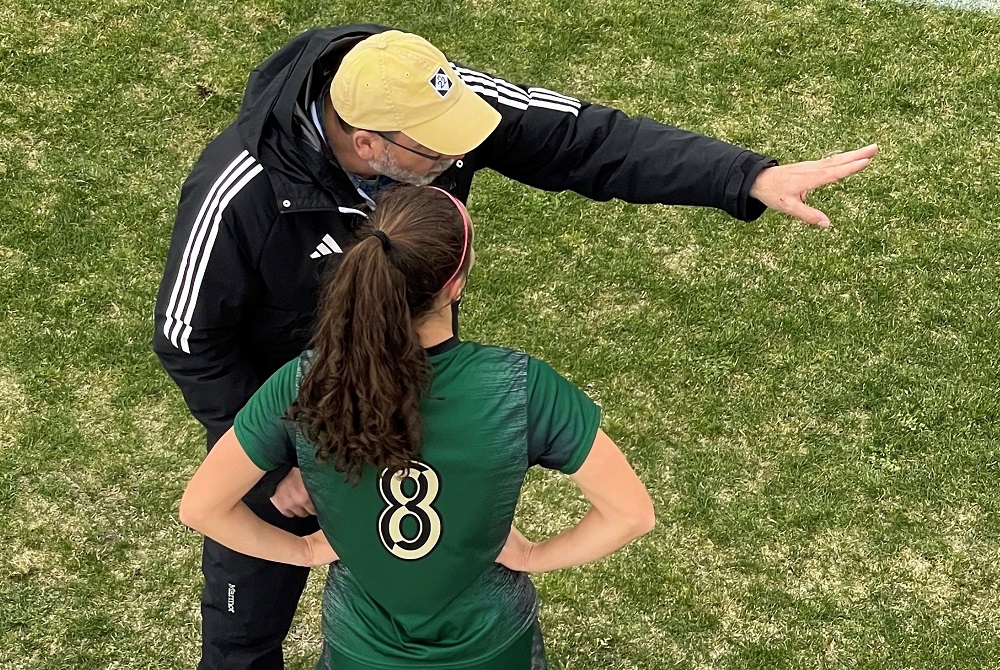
[452,64,581,117]
[162,151,262,352]
[527,87,581,107]
[164,151,252,347]
[177,162,263,353]
[463,83,529,110]
[527,98,580,116]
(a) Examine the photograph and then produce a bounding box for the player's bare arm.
[496,429,654,573]
[180,428,337,567]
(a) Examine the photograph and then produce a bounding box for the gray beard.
[369,147,454,187]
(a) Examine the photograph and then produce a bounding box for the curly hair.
[286,185,473,484]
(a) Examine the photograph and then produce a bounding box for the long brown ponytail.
[287,185,473,483]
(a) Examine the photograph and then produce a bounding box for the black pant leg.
[530,618,548,670]
[198,467,320,670]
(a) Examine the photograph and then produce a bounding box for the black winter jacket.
[153,23,776,446]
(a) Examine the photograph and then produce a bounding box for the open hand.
[749,143,878,228]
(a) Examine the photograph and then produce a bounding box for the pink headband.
[429,187,471,292]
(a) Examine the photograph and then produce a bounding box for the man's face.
[367,133,460,186]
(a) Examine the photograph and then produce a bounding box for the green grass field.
[2,0,999,667]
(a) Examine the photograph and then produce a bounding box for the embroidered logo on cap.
[429,67,453,98]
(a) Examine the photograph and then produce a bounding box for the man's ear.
[352,131,379,161]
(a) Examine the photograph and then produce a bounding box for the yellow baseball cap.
[331,31,501,156]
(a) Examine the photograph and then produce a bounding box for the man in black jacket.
[155,25,875,670]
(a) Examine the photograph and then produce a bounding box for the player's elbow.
[178,499,198,531]
[603,490,656,542]
[178,489,209,533]
[628,493,656,538]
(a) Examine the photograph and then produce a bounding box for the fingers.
[270,495,314,518]
[757,144,875,227]
[821,143,879,166]
[810,157,872,190]
[781,199,830,228]
[291,506,312,518]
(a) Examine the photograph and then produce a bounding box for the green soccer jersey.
[233,338,601,669]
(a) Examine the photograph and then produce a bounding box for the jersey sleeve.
[233,357,300,471]
[526,357,602,474]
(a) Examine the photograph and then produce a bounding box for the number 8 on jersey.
[377,462,443,560]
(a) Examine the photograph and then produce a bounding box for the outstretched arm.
[458,64,876,226]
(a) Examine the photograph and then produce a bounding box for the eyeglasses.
[374,131,447,162]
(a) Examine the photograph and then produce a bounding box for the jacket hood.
[235,24,389,208]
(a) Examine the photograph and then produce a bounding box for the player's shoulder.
[431,341,529,390]
[439,341,566,379]
[430,342,531,407]
[453,340,531,368]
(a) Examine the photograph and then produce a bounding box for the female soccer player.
[180,185,655,669]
